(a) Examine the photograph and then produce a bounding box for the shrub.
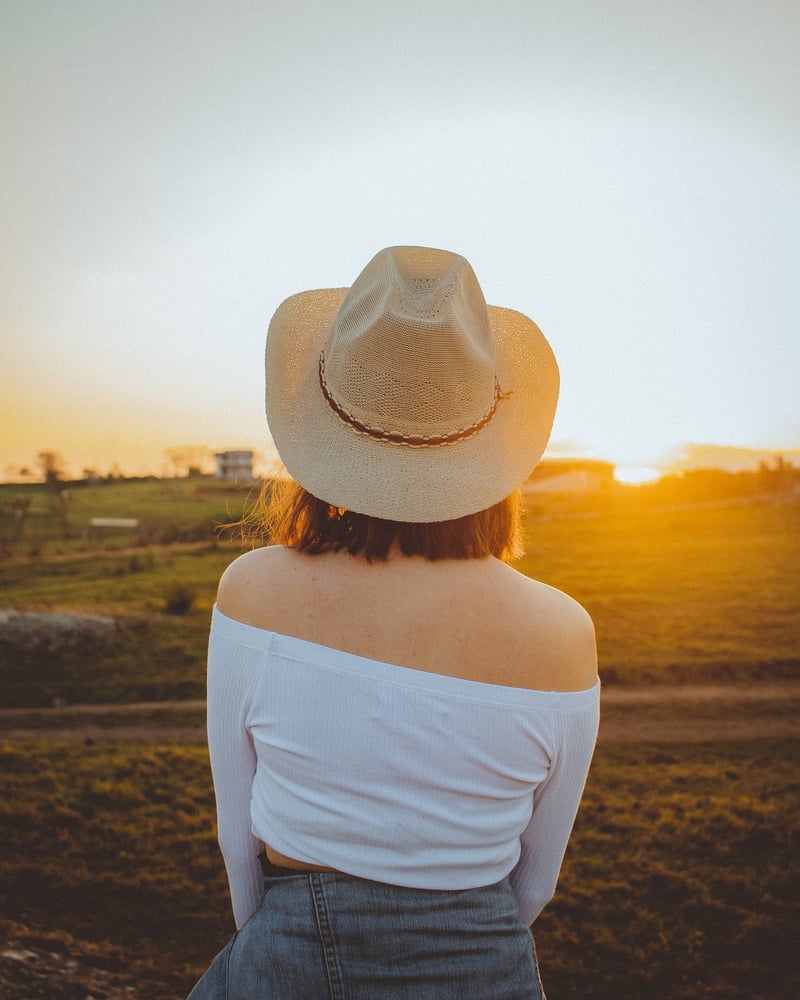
[163,582,196,616]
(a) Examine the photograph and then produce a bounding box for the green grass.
[0,738,796,999]
[0,543,232,611]
[1,491,798,708]
[0,613,213,708]
[538,740,799,999]
[0,542,234,706]
[0,741,223,994]
[0,476,256,551]
[516,499,800,685]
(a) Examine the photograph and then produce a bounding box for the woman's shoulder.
[493,565,598,691]
[216,545,297,618]
[220,543,291,575]
[514,570,594,633]
[219,543,289,582]
[484,557,591,620]
[215,549,597,693]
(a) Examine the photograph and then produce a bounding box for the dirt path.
[597,681,800,742]
[1,681,798,743]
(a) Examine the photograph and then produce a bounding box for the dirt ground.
[1,680,798,744]
[1,682,798,999]
[0,941,176,1000]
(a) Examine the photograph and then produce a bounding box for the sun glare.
[614,465,663,485]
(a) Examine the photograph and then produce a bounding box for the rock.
[0,610,118,651]
[0,940,179,1000]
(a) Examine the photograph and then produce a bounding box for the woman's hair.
[237,477,523,563]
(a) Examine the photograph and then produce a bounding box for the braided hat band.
[319,351,510,449]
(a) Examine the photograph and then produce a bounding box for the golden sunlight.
[614,465,663,485]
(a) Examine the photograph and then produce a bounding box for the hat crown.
[323,247,497,438]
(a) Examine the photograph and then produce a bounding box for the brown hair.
[238,478,523,563]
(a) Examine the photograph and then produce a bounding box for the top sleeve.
[509,696,599,926]
[206,624,265,929]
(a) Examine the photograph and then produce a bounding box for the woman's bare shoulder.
[216,545,296,618]
[498,565,598,691]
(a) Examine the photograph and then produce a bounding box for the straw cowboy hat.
[265,245,559,523]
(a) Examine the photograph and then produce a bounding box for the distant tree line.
[631,458,800,505]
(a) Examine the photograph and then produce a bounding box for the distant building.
[215,450,254,483]
[524,458,615,494]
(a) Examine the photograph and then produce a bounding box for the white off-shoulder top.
[206,605,600,929]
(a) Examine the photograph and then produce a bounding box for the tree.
[36,451,71,537]
[163,445,212,478]
[37,451,67,487]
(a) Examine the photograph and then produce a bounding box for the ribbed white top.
[207,605,599,928]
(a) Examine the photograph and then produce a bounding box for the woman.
[188,245,599,999]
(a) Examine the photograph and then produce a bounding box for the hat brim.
[266,288,559,522]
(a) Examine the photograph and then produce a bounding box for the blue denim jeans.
[187,863,546,999]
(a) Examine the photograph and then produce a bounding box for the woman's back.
[216,544,597,694]
[207,547,599,929]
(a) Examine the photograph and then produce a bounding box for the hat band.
[319,353,508,448]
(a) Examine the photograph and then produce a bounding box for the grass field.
[1,476,255,550]
[1,479,798,706]
[0,737,796,999]
[516,498,800,685]
[1,478,798,997]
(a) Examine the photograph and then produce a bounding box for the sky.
[2,0,798,480]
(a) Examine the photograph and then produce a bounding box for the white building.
[215,450,254,482]
[524,459,615,494]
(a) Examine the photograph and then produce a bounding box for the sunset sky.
[2,0,798,480]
